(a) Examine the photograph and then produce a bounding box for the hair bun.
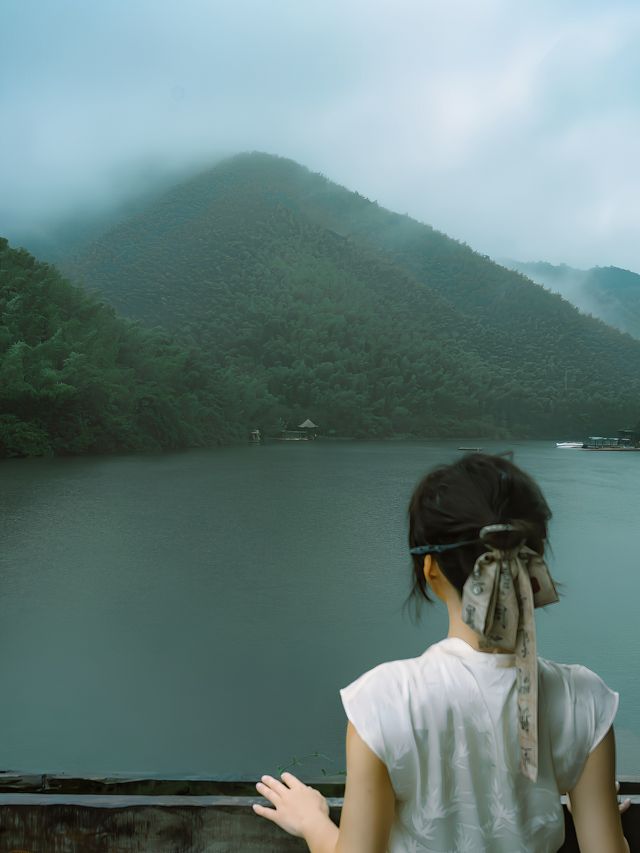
[479,522,526,551]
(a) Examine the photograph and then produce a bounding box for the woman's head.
[405,453,552,615]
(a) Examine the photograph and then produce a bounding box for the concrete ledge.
[0,798,637,852]
[0,795,349,807]
[0,777,638,851]
[1,773,638,795]
[1,793,640,807]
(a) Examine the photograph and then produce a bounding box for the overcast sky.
[2,0,640,270]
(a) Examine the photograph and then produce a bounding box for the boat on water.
[458,447,483,451]
[556,441,584,449]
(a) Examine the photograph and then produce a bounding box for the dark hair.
[403,453,552,621]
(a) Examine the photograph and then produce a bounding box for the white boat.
[555,441,584,448]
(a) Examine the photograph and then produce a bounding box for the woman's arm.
[567,726,629,853]
[332,720,395,853]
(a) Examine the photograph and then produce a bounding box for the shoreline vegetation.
[0,238,243,459]
[3,153,640,459]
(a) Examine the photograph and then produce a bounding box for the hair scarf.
[461,534,559,782]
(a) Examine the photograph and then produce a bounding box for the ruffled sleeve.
[540,659,620,793]
[339,664,389,764]
[340,660,421,804]
[573,664,620,754]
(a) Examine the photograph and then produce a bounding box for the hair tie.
[479,522,516,540]
[410,522,523,556]
[478,522,526,551]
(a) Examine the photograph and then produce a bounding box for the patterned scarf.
[461,538,559,782]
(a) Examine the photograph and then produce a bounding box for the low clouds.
[2,0,639,270]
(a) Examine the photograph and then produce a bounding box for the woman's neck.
[446,599,515,654]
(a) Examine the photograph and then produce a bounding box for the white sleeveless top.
[339,637,619,853]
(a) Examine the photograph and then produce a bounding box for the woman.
[253,453,629,852]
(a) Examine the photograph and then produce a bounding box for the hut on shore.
[298,419,319,439]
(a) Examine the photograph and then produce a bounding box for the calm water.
[0,440,638,781]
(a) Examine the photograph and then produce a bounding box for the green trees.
[8,152,640,455]
[60,153,640,441]
[0,238,242,457]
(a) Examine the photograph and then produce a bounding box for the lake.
[0,440,638,781]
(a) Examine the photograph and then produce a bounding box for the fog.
[2,0,640,270]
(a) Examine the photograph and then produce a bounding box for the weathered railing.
[0,775,638,851]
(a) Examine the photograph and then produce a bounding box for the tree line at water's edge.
[3,153,640,458]
[2,226,639,458]
[0,238,243,457]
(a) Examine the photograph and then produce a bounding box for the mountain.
[501,260,640,341]
[0,238,242,457]
[61,152,640,439]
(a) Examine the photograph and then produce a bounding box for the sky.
[2,0,640,271]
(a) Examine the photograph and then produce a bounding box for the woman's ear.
[423,554,439,584]
[422,554,432,583]
[423,555,445,599]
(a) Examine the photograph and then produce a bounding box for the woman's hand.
[253,771,331,837]
[615,781,632,814]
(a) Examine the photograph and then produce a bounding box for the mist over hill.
[6,161,209,267]
[58,152,640,441]
[500,259,640,341]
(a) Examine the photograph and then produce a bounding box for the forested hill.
[501,259,640,340]
[63,152,640,439]
[0,238,242,457]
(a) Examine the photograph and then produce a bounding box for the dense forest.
[60,152,640,442]
[0,238,242,457]
[502,259,640,340]
[4,153,640,457]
